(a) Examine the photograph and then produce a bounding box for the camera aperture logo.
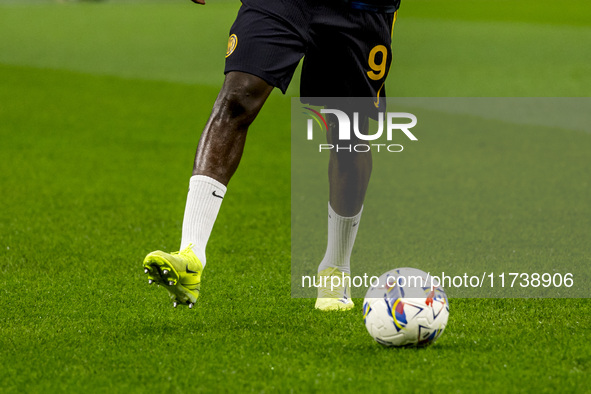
[303,107,418,153]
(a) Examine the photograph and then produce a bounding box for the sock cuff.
[328,202,363,222]
[190,175,227,194]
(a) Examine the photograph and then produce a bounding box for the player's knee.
[331,143,372,172]
[216,83,267,127]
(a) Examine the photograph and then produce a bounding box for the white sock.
[317,203,363,275]
[180,175,226,267]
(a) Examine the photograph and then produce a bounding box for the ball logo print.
[226,34,238,58]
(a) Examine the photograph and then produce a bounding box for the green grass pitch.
[1,0,590,392]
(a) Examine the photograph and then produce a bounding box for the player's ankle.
[185,243,207,267]
[317,262,350,275]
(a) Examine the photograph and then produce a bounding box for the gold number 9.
[367,45,388,81]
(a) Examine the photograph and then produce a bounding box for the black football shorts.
[224,0,397,107]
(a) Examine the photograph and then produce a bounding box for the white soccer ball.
[363,268,449,347]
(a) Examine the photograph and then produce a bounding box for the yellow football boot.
[315,267,354,311]
[143,245,203,308]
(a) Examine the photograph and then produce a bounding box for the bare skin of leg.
[193,71,273,185]
[192,71,369,217]
[327,116,372,217]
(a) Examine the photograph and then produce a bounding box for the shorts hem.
[224,66,290,94]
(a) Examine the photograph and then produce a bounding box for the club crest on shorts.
[226,34,238,58]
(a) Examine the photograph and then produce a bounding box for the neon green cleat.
[314,267,355,311]
[142,245,203,308]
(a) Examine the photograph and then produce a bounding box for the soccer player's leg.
[143,1,305,308]
[143,71,273,308]
[302,6,396,311]
[314,114,371,311]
